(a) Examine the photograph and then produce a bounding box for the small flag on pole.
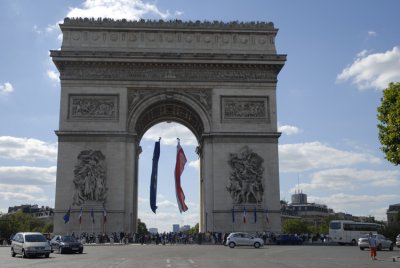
[231,208,235,223]
[254,207,257,223]
[103,207,107,224]
[174,139,188,213]
[63,207,71,224]
[91,208,95,224]
[150,138,161,213]
[243,207,247,224]
[78,207,83,224]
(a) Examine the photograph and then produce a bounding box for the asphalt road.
[2,244,400,268]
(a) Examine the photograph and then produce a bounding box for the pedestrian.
[368,232,377,260]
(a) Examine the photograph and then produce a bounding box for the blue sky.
[1,0,400,232]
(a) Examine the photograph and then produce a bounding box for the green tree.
[137,218,148,235]
[377,82,400,165]
[0,211,47,240]
[41,223,54,234]
[282,219,309,234]
[187,223,199,235]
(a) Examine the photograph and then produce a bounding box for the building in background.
[7,204,54,224]
[180,225,190,232]
[387,203,400,226]
[173,224,180,233]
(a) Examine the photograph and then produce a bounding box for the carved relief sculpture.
[227,146,264,204]
[72,150,107,206]
[69,95,118,120]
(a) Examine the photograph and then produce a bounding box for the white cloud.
[66,0,173,20]
[279,142,381,173]
[46,22,61,33]
[368,31,377,37]
[33,25,42,34]
[291,168,400,192]
[278,124,302,135]
[142,122,197,146]
[337,46,400,90]
[0,166,57,185]
[47,69,60,83]
[0,184,44,193]
[0,82,14,95]
[189,159,200,171]
[0,136,57,162]
[0,192,48,202]
[309,193,399,218]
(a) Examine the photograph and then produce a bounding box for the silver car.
[358,234,393,251]
[11,232,52,258]
[396,234,400,248]
[226,232,264,248]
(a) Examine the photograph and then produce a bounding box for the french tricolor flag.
[175,139,188,213]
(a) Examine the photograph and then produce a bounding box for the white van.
[11,232,52,258]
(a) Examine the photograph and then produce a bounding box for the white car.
[226,232,264,248]
[396,234,400,248]
[358,234,393,251]
[11,232,52,258]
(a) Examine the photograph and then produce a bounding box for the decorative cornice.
[54,61,282,83]
[59,19,281,55]
[62,18,276,31]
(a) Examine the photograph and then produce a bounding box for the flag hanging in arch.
[150,139,161,213]
[174,139,188,213]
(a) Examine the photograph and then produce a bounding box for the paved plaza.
[2,244,400,268]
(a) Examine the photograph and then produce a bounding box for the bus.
[329,220,382,245]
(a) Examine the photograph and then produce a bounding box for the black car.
[50,235,83,254]
[275,234,303,245]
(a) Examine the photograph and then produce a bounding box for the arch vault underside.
[51,18,286,234]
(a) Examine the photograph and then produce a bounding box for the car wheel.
[229,242,235,248]
[11,248,16,257]
[59,247,64,254]
[360,247,364,250]
[79,249,83,254]
[351,239,357,246]
[22,249,27,258]
[377,244,382,251]
[254,242,261,248]
[390,244,393,251]
[45,253,50,258]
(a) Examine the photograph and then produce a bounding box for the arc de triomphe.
[51,18,286,235]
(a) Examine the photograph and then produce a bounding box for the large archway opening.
[138,122,200,233]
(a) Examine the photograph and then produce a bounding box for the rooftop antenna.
[297,174,300,193]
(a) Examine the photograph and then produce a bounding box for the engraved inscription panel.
[68,94,119,120]
[221,96,270,122]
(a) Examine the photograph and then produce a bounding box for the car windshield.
[25,234,47,242]
[61,236,77,242]
[329,222,341,229]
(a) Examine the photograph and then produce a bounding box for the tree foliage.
[377,82,400,165]
[282,219,309,234]
[0,211,52,241]
[137,218,148,235]
[187,223,199,235]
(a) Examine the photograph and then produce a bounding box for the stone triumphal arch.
[51,18,286,235]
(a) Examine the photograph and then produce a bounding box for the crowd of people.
[70,231,275,246]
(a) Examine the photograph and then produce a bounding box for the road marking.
[188,259,194,264]
[166,258,171,268]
